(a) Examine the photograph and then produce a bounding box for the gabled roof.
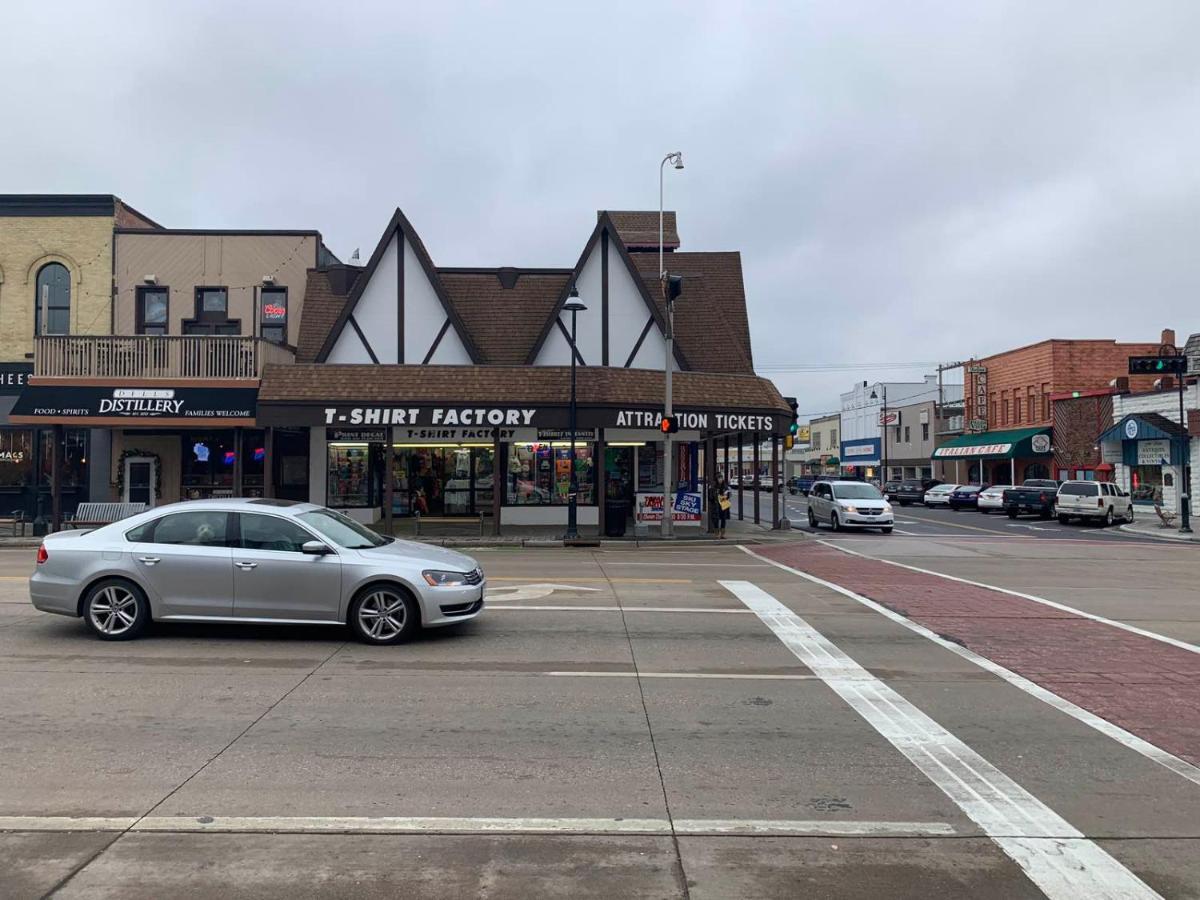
[605,210,678,250]
[523,212,689,369]
[438,268,571,365]
[1098,413,1186,444]
[629,251,754,375]
[296,268,361,363]
[314,208,482,364]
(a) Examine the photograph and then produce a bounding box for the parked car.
[977,484,1011,514]
[788,476,816,495]
[1056,481,1134,526]
[806,480,894,533]
[948,485,983,509]
[891,480,927,506]
[1002,479,1060,519]
[923,484,958,507]
[30,498,486,644]
[756,476,776,491]
[883,480,903,500]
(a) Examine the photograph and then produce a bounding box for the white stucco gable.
[319,211,477,365]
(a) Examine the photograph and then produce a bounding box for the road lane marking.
[545,671,819,680]
[486,576,693,584]
[485,583,602,602]
[720,578,1160,900]
[818,540,1200,655]
[487,605,752,614]
[0,815,956,837]
[738,546,1200,789]
[598,562,771,567]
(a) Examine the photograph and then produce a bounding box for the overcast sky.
[4,1,1198,419]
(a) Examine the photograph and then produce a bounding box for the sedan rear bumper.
[29,571,79,617]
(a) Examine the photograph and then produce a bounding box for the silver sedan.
[30,498,485,644]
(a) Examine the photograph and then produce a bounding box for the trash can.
[604,501,628,537]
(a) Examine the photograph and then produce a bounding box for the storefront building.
[839,437,880,482]
[17,206,789,534]
[931,426,1054,485]
[0,195,161,521]
[1101,384,1198,516]
[801,412,840,475]
[882,398,963,483]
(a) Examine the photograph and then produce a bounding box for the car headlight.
[423,569,470,587]
[844,504,858,513]
[883,503,892,512]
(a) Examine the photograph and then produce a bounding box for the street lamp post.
[871,386,888,486]
[1179,372,1192,533]
[564,287,587,541]
[660,151,684,538]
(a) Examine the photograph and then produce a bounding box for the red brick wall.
[966,339,1165,430]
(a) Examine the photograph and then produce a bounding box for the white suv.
[1056,481,1134,526]
[807,480,894,533]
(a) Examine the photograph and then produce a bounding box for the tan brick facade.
[965,334,1171,431]
[0,215,115,360]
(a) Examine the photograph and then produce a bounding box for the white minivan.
[1056,481,1134,526]
[807,480,894,532]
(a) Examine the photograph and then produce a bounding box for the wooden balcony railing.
[34,335,295,380]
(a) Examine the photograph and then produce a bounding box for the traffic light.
[660,416,679,434]
[1129,355,1187,375]
[786,396,800,435]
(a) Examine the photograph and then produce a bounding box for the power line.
[757,361,942,373]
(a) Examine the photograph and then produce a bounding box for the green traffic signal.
[789,423,799,435]
[1156,360,1165,371]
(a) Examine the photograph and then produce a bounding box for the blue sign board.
[840,438,881,466]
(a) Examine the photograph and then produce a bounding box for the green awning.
[932,426,1051,460]
[825,456,840,466]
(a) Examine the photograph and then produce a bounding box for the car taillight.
[36,544,47,565]
[1098,497,1104,507]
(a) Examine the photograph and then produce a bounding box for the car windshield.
[833,484,883,500]
[298,508,389,549]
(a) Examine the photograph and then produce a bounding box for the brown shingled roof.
[260,364,787,414]
[296,269,357,362]
[605,211,679,250]
[629,252,754,375]
[438,269,571,365]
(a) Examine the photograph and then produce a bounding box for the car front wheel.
[349,585,420,645]
[83,578,149,641]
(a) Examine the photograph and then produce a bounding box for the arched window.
[1024,462,1050,480]
[35,263,71,335]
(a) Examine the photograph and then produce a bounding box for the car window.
[238,513,318,553]
[832,483,883,500]
[141,511,231,547]
[1059,483,1098,496]
[124,519,156,542]
[298,508,389,549]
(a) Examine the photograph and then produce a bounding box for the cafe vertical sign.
[968,365,988,433]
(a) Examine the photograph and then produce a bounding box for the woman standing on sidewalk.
[710,471,732,539]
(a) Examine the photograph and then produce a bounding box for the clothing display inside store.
[506,442,595,505]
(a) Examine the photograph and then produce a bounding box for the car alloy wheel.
[84,580,147,641]
[351,587,417,644]
[1105,508,1115,527]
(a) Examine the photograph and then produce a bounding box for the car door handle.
[137,556,160,566]
[235,561,258,570]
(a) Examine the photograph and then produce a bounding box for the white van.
[1055,481,1134,526]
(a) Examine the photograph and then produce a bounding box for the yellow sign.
[797,425,811,442]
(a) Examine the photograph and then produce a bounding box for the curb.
[1117,523,1200,543]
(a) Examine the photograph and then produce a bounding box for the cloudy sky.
[4,1,1198,419]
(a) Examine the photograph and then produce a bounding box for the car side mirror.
[302,540,332,556]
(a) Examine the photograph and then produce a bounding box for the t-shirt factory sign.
[261,404,790,433]
[10,386,258,424]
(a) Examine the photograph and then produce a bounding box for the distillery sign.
[11,386,257,421]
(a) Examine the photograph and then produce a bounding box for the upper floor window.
[34,263,71,335]
[137,287,169,336]
[183,287,240,336]
[259,287,288,344]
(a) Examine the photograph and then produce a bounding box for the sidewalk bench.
[66,502,148,529]
[0,510,26,536]
[412,512,485,537]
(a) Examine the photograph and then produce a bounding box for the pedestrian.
[710,471,732,539]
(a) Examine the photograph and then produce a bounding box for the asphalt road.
[1,533,1198,899]
[736,490,1168,543]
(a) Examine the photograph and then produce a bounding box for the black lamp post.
[564,287,587,540]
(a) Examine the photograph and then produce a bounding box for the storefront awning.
[932,426,1051,460]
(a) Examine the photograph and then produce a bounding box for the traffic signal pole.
[1180,374,1192,533]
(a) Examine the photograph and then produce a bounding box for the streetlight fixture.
[564,286,587,541]
[660,151,684,538]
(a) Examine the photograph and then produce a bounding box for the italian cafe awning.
[932,426,1052,460]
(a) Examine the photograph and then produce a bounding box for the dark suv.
[891,480,928,506]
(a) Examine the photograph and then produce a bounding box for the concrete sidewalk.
[1120,513,1200,543]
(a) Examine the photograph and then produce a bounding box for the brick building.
[939,330,1178,485]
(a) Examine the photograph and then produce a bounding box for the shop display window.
[328,442,371,507]
[1130,465,1164,503]
[38,429,88,488]
[506,442,595,505]
[182,429,266,500]
[0,430,34,487]
[637,444,662,492]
